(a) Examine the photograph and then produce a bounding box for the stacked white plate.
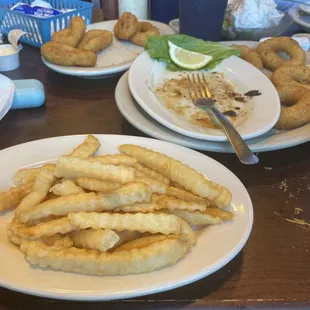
[0,74,15,121]
[115,41,310,152]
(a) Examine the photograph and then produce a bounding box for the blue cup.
[150,0,179,24]
[179,0,228,41]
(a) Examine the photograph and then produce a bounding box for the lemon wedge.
[168,41,213,70]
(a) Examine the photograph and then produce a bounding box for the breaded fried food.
[13,167,40,186]
[68,212,196,243]
[231,44,263,70]
[21,236,192,276]
[41,41,97,67]
[130,22,159,47]
[50,180,85,196]
[54,156,135,183]
[166,208,234,226]
[257,37,306,71]
[0,181,34,212]
[119,144,232,208]
[93,154,137,166]
[70,229,120,252]
[271,65,310,90]
[76,177,121,193]
[114,12,139,40]
[15,164,56,219]
[20,183,152,224]
[78,29,113,53]
[70,134,100,159]
[274,85,310,129]
[152,195,207,212]
[52,16,86,47]
[134,163,170,185]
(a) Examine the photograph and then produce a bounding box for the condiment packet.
[11,2,62,18]
[259,36,310,51]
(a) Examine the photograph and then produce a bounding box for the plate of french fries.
[0,134,253,300]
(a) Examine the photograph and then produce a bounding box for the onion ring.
[275,85,310,129]
[231,44,263,70]
[52,16,86,47]
[114,12,139,40]
[130,22,160,47]
[257,37,306,71]
[41,41,97,67]
[78,30,113,53]
[271,65,310,90]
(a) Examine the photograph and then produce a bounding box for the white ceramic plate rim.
[0,74,14,121]
[42,20,175,77]
[0,134,253,301]
[116,69,310,153]
[129,51,280,142]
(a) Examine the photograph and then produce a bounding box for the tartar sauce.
[0,45,17,56]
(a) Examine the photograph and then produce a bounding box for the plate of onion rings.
[116,38,310,152]
[41,14,175,79]
[0,134,253,300]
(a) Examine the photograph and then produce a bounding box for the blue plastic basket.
[0,0,93,48]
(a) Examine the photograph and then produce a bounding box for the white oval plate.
[0,135,253,300]
[116,71,310,153]
[129,51,280,141]
[42,20,174,79]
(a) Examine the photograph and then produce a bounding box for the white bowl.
[0,44,20,72]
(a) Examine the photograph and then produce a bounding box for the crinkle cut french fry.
[50,180,85,196]
[114,234,177,251]
[165,209,222,226]
[76,178,121,193]
[13,167,40,186]
[54,156,135,184]
[70,229,120,252]
[21,236,192,276]
[204,207,234,221]
[21,183,152,224]
[92,154,137,166]
[15,164,56,219]
[113,202,162,213]
[70,134,100,159]
[134,177,167,194]
[16,217,79,238]
[109,230,141,251]
[120,144,232,208]
[68,211,196,244]
[153,195,207,212]
[133,163,170,185]
[0,181,34,212]
[166,187,206,203]
[7,221,74,246]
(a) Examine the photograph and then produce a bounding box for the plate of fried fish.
[41,13,174,78]
[0,134,253,300]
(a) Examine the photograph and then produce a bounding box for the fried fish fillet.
[41,41,97,67]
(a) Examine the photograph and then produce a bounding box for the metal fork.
[187,73,259,165]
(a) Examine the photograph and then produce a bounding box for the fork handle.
[210,107,259,165]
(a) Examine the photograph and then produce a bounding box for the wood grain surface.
[0,18,310,310]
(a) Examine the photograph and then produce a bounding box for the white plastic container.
[118,0,148,19]
[0,44,20,72]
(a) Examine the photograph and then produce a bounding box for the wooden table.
[0,40,310,310]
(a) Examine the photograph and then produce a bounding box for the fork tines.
[187,73,212,100]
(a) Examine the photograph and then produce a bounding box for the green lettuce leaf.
[145,34,240,71]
